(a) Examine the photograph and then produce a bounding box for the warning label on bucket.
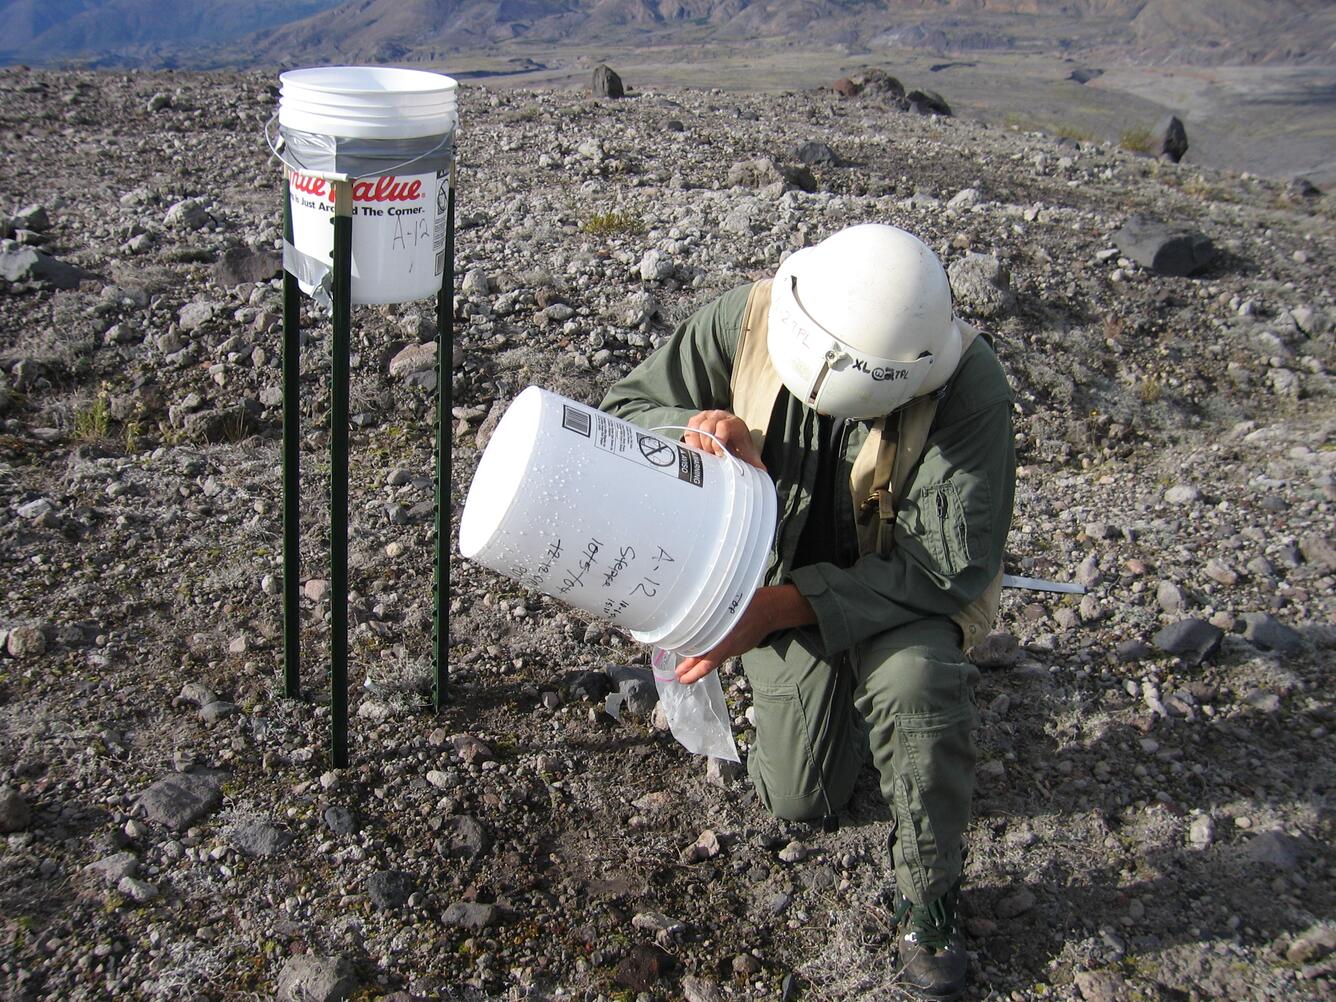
[583,412,704,487]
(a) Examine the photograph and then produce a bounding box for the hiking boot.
[893,891,968,1000]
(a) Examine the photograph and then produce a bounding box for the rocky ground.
[0,68,1334,1002]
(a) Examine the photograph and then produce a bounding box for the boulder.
[276,955,358,1002]
[947,253,1015,318]
[906,89,952,116]
[212,246,280,286]
[1114,215,1216,277]
[592,65,625,99]
[0,243,88,289]
[1153,114,1189,163]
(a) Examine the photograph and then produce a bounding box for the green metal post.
[282,174,302,699]
[433,174,456,713]
[330,181,353,769]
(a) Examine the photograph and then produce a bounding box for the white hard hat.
[767,223,964,420]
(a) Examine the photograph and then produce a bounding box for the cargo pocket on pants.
[891,701,977,903]
[749,681,826,821]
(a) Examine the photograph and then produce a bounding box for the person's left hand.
[675,584,817,684]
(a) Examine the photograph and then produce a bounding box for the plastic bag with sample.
[650,647,740,763]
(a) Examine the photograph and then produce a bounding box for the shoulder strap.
[851,322,983,557]
[729,279,782,457]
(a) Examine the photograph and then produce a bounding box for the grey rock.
[136,772,224,830]
[177,302,216,331]
[117,875,159,903]
[614,943,673,991]
[1242,830,1303,870]
[623,290,657,326]
[229,821,291,857]
[726,157,816,193]
[994,886,1036,918]
[1116,639,1153,663]
[444,814,489,859]
[85,851,139,885]
[706,756,744,788]
[1156,580,1186,614]
[164,198,212,231]
[183,401,261,444]
[617,677,658,717]
[947,253,1015,319]
[1299,533,1336,572]
[1114,215,1215,276]
[1153,114,1189,163]
[0,786,32,832]
[442,901,500,928]
[1188,815,1215,848]
[852,68,905,99]
[1074,970,1130,1002]
[793,141,840,166]
[1240,612,1303,655]
[461,268,490,296]
[366,869,414,910]
[969,630,1019,669]
[14,204,51,231]
[212,247,279,286]
[6,625,47,659]
[323,806,357,836]
[1151,619,1223,665]
[1287,925,1336,965]
[178,682,217,706]
[639,248,675,282]
[199,700,239,724]
[682,975,726,1002]
[1164,484,1202,505]
[906,89,952,116]
[276,954,358,1002]
[388,342,437,379]
[0,243,88,289]
[592,64,625,99]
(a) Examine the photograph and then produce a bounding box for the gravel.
[0,68,1332,1001]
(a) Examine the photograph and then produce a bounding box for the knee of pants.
[746,680,863,822]
[855,636,980,734]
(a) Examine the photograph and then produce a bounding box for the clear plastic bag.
[650,647,740,763]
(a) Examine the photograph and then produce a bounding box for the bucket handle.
[264,114,453,182]
[649,424,749,480]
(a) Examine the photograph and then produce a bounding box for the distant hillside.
[0,0,343,66]
[1,0,1332,68]
[237,0,1336,68]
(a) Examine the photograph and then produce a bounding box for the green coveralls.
[601,284,1016,905]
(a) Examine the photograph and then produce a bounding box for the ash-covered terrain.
[0,69,1334,1001]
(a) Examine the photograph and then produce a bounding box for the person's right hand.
[684,410,766,471]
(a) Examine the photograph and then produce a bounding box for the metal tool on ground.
[1002,574,1086,595]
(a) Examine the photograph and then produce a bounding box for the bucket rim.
[628,447,748,643]
[278,106,458,141]
[667,464,776,657]
[280,65,459,96]
[633,451,754,647]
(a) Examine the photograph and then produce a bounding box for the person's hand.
[675,585,817,684]
[684,410,766,471]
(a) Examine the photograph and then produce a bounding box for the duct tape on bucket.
[459,386,778,656]
[274,66,458,305]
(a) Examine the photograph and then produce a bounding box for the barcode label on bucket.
[562,406,591,437]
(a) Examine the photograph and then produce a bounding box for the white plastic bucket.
[277,66,458,305]
[460,387,777,656]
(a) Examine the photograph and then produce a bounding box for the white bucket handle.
[650,424,750,479]
[264,114,453,182]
